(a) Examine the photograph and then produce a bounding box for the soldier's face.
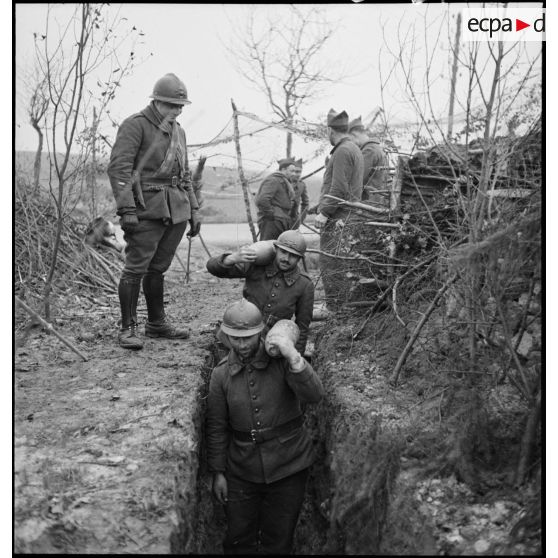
[156,101,183,121]
[283,164,298,181]
[276,247,300,272]
[227,333,260,361]
[292,168,302,181]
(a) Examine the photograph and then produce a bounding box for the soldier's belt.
[232,415,303,444]
[141,175,182,191]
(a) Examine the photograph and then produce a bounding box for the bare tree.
[31,3,141,318]
[228,6,348,158]
[18,64,50,193]
[378,7,542,485]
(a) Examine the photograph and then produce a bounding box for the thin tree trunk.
[286,129,293,159]
[231,99,258,242]
[390,274,458,386]
[516,388,541,485]
[31,120,43,194]
[89,106,98,218]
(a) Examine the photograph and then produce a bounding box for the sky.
[8,1,552,549]
[14,2,542,170]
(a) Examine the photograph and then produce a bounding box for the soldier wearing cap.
[206,230,314,354]
[348,116,390,206]
[255,158,298,240]
[290,158,310,229]
[206,299,324,555]
[107,73,201,349]
[313,109,364,310]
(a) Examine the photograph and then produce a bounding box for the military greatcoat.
[107,102,199,223]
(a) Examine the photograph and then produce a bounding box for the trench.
[167,327,400,555]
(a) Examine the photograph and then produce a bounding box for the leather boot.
[143,272,190,339]
[118,278,144,350]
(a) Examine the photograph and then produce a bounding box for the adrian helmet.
[221,299,264,337]
[274,230,307,258]
[150,73,191,105]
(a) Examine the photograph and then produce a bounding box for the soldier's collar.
[142,102,174,134]
[228,342,270,376]
[329,136,350,155]
[265,261,300,285]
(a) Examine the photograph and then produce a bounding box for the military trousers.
[121,218,187,281]
[223,468,308,555]
[257,218,289,241]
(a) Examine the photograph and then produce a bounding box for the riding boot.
[143,272,190,339]
[118,278,144,349]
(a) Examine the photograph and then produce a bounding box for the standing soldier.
[207,299,324,555]
[107,73,201,350]
[313,109,364,310]
[348,116,390,206]
[290,158,310,229]
[255,158,298,240]
[206,230,314,355]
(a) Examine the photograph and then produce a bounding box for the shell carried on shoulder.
[265,319,300,358]
[250,240,276,265]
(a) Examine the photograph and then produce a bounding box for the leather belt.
[232,415,303,444]
[141,175,181,188]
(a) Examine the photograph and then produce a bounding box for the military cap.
[294,158,303,168]
[348,116,366,133]
[327,108,349,130]
[278,157,296,170]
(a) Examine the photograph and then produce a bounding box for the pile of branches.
[15,177,121,302]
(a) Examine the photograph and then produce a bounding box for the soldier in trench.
[205,230,314,355]
[206,299,324,555]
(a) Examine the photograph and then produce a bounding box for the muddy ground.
[14,235,541,555]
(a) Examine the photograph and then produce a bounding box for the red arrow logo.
[516,19,530,31]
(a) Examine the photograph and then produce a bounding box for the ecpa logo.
[463,8,545,42]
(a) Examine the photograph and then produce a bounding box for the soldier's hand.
[188,212,201,238]
[120,213,139,233]
[212,473,228,505]
[306,205,318,215]
[266,331,296,359]
[237,245,258,263]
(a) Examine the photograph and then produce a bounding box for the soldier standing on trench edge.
[313,108,364,311]
[206,299,324,555]
[107,73,201,350]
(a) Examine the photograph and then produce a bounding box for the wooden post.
[447,13,462,138]
[231,99,258,243]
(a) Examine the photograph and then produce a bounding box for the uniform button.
[271,293,276,297]
[254,408,259,413]
[256,421,261,426]
[252,394,257,400]
[275,282,279,287]
[249,381,255,387]
[267,304,271,308]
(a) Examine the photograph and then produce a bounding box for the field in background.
[15,151,323,224]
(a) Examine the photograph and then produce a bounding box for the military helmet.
[221,299,264,337]
[274,230,307,257]
[150,73,191,105]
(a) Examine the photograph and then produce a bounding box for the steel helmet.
[221,299,264,337]
[274,230,307,257]
[150,73,191,105]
